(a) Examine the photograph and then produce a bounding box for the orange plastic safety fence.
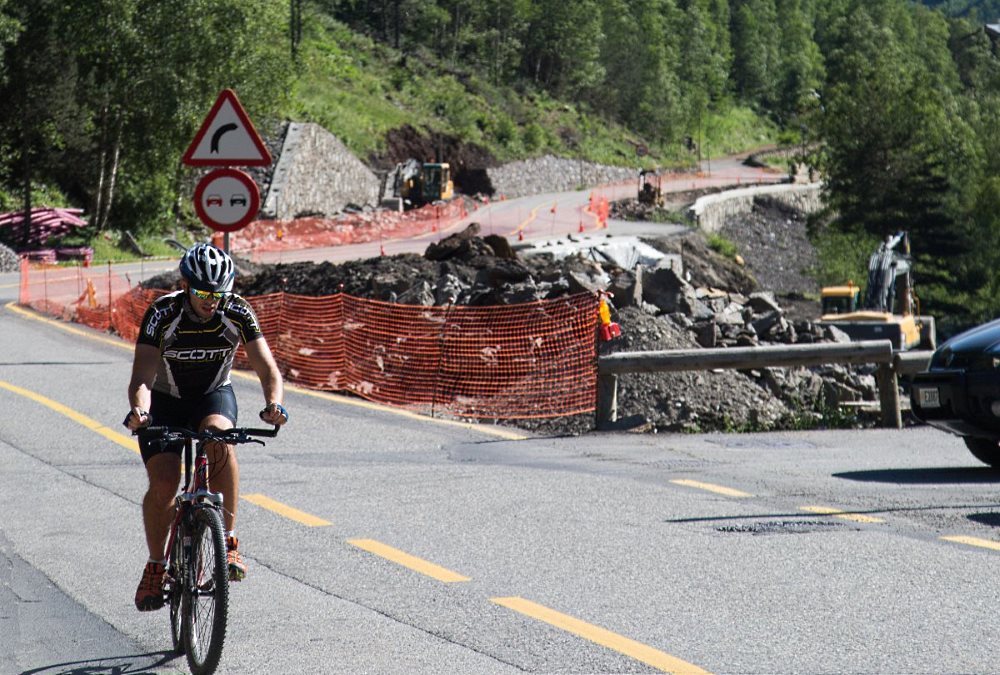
[109,287,598,420]
[18,260,136,331]
[230,200,469,257]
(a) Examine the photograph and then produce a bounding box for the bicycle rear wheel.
[182,506,229,675]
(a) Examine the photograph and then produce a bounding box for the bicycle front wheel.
[182,506,229,675]
[167,528,184,655]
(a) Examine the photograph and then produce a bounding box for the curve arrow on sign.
[211,123,239,154]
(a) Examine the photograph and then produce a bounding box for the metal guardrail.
[595,340,934,430]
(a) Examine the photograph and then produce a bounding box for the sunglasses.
[189,288,229,301]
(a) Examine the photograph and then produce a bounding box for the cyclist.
[125,243,288,611]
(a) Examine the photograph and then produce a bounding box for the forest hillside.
[1,0,1000,332]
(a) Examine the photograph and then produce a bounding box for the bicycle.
[137,424,279,675]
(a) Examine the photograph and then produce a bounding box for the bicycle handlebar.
[137,425,280,445]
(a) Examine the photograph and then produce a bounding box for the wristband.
[261,403,288,421]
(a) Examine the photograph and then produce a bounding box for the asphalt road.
[3,287,1000,674]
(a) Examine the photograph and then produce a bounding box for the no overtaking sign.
[184,89,271,233]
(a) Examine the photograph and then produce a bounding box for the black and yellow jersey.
[136,291,264,398]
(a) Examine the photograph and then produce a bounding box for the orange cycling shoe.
[134,561,166,611]
[227,536,247,581]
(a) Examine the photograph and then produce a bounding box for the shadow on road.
[834,466,1000,485]
[20,650,178,675]
[967,512,1000,528]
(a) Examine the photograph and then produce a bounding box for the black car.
[911,316,1000,466]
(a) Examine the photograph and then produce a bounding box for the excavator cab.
[820,283,861,315]
[391,159,455,209]
[420,163,454,204]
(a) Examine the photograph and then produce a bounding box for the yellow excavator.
[391,159,454,209]
[817,231,935,351]
[637,168,664,207]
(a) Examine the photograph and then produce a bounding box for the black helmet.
[179,243,235,293]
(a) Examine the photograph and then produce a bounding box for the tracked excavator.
[637,168,664,207]
[816,231,935,351]
[385,159,454,210]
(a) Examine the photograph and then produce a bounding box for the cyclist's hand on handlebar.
[123,407,150,431]
[259,402,288,426]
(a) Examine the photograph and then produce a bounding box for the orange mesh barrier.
[105,286,598,420]
[18,259,141,331]
[229,200,469,257]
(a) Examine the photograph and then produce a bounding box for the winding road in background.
[252,153,787,265]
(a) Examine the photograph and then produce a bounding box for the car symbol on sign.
[230,195,247,207]
[206,194,223,207]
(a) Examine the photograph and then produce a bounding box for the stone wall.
[262,123,380,220]
[688,183,823,233]
[485,155,639,199]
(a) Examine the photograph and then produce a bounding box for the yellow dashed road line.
[940,535,1000,552]
[4,301,527,440]
[492,596,712,674]
[799,505,884,524]
[508,204,541,238]
[348,538,470,582]
[0,379,138,453]
[242,493,331,527]
[670,479,752,498]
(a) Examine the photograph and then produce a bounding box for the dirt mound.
[372,124,498,196]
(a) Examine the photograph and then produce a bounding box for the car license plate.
[918,387,941,408]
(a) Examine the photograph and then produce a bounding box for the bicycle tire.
[182,506,229,675]
[168,526,185,655]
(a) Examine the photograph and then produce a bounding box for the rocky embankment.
[140,193,882,436]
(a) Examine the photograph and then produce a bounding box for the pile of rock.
[0,242,20,272]
[140,222,881,435]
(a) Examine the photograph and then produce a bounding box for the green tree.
[596,0,681,143]
[730,0,781,107]
[819,3,980,320]
[521,0,605,99]
[774,0,825,123]
[463,0,530,85]
[0,0,86,246]
[58,0,292,232]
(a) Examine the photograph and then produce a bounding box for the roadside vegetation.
[2,0,1000,333]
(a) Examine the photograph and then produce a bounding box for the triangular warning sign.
[182,89,272,167]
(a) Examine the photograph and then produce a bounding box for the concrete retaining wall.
[689,183,823,233]
[262,123,380,220]
[486,155,638,199]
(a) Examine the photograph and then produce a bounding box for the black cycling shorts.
[138,384,238,464]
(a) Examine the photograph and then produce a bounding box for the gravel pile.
[0,242,20,272]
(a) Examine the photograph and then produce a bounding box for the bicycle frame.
[164,434,223,567]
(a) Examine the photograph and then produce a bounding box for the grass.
[706,232,739,258]
[287,7,779,169]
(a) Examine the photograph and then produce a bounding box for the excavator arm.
[863,231,911,314]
